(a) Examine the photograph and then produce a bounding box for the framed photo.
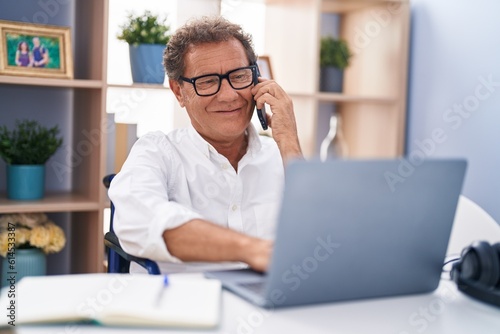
[256,55,273,80]
[0,20,73,79]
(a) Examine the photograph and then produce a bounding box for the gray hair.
[163,16,257,80]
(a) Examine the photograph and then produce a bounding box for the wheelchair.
[103,174,160,275]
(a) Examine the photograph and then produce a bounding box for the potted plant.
[117,11,171,84]
[0,213,66,285]
[0,119,63,200]
[319,36,352,92]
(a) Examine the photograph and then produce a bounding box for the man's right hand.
[163,219,273,272]
[241,238,273,272]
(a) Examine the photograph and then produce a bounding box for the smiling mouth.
[217,108,241,113]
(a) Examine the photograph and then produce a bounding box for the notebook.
[207,159,467,308]
[0,273,221,328]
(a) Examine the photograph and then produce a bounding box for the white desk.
[13,280,500,334]
[13,196,500,333]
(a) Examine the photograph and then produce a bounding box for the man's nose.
[217,78,239,101]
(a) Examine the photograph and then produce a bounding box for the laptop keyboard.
[238,281,266,295]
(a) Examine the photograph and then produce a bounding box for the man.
[32,37,48,68]
[109,16,302,273]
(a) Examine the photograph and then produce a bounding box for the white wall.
[407,0,500,224]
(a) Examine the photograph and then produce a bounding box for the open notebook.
[0,273,221,328]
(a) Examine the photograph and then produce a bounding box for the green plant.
[0,119,63,165]
[320,37,352,69]
[117,10,171,46]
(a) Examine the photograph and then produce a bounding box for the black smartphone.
[253,63,268,130]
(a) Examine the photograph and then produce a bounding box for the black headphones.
[450,241,500,307]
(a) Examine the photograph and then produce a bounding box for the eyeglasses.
[179,65,257,97]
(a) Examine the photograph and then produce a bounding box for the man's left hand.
[252,78,303,163]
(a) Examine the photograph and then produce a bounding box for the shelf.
[288,92,395,103]
[107,83,170,90]
[0,0,108,274]
[0,193,101,213]
[321,0,408,14]
[315,92,395,103]
[264,0,409,157]
[266,0,408,13]
[0,75,103,89]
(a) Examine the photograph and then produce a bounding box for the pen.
[155,275,169,307]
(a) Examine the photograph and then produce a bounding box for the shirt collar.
[245,123,263,156]
[187,123,263,159]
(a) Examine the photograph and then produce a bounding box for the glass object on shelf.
[320,110,347,161]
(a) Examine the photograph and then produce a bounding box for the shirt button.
[222,163,229,170]
[231,204,238,211]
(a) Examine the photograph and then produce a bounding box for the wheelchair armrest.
[104,231,161,275]
[102,174,115,189]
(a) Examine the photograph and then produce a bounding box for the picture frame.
[256,55,273,80]
[0,20,73,79]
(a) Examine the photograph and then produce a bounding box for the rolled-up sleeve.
[108,132,203,263]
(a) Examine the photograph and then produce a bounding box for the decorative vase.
[320,110,346,160]
[6,164,45,200]
[128,44,166,84]
[320,67,344,92]
[1,248,46,287]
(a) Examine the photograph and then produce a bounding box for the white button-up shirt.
[109,124,284,272]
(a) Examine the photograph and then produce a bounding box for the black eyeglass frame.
[178,65,258,97]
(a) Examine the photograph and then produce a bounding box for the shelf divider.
[0,193,101,213]
[0,76,103,89]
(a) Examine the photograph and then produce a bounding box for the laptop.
[206,159,467,308]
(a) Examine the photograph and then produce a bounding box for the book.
[0,273,221,328]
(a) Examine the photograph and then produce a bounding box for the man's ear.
[169,79,185,108]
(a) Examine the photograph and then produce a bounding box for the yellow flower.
[18,213,48,228]
[0,227,31,256]
[15,227,31,246]
[0,213,47,230]
[29,224,50,249]
[0,214,16,230]
[0,213,66,257]
[0,233,8,257]
[42,223,66,254]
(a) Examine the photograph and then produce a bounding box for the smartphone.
[253,63,268,130]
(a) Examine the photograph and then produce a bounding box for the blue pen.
[155,275,169,306]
